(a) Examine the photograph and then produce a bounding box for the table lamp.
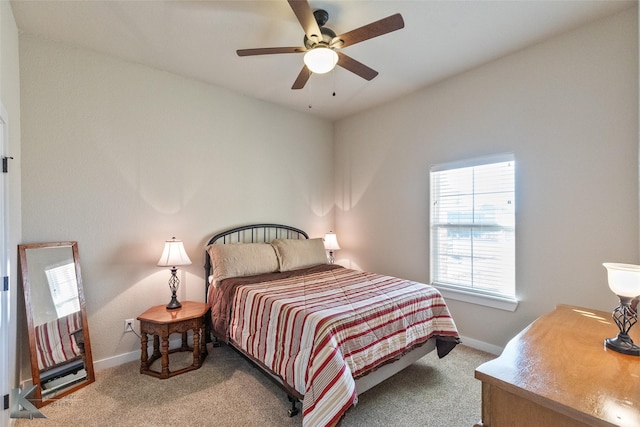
[603,262,640,356]
[323,232,340,264]
[157,237,192,310]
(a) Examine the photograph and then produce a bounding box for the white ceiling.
[10,0,636,121]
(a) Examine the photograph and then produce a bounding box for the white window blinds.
[45,262,80,318]
[430,154,515,298]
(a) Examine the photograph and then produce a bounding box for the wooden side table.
[137,301,209,379]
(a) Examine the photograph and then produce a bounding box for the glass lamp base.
[605,335,640,356]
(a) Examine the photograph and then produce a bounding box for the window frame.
[430,153,518,312]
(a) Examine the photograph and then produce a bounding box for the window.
[430,154,517,311]
[45,262,80,318]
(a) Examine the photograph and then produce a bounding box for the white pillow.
[206,243,279,286]
[270,238,328,272]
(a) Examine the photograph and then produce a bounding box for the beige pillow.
[271,238,328,272]
[206,243,279,286]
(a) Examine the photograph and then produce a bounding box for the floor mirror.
[18,241,95,408]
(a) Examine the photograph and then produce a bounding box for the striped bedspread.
[226,266,460,427]
[35,310,83,371]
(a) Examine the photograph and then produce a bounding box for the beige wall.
[15,4,639,374]
[334,8,639,351]
[18,34,334,371]
[1,0,21,422]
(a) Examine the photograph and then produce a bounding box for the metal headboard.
[204,223,309,301]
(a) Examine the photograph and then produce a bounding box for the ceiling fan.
[237,0,405,90]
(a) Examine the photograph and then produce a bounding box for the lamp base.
[166,267,182,310]
[166,296,182,310]
[605,335,640,356]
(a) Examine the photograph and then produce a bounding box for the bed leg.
[287,395,300,417]
[212,336,221,348]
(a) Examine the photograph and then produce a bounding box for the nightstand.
[137,301,209,379]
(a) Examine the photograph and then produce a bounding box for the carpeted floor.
[15,343,493,427]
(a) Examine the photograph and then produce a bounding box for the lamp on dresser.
[603,262,640,356]
[323,232,340,264]
[157,237,192,310]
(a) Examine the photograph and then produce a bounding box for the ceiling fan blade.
[287,0,322,43]
[337,52,378,81]
[292,66,311,90]
[237,47,305,57]
[333,13,404,48]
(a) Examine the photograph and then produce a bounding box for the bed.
[34,310,86,385]
[204,224,460,427]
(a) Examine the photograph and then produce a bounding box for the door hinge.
[3,393,8,410]
[2,276,7,292]
[2,156,13,173]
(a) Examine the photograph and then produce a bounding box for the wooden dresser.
[474,304,640,427]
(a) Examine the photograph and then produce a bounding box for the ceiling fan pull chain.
[333,68,336,97]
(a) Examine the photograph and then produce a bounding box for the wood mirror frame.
[18,241,95,408]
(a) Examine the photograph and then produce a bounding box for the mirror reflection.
[19,241,95,407]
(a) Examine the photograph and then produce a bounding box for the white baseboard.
[94,350,139,372]
[94,336,502,373]
[459,335,503,356]
[94,336,190,372]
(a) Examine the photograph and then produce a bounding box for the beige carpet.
[16,343,493,427]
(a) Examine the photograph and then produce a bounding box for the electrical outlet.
[124,318,134,333]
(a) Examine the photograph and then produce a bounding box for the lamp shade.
[603,263,640,298]
[304,47,338,74]
[323,232,341,251]
[157,238,192,267]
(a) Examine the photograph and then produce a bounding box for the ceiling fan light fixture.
[304,47,338,74]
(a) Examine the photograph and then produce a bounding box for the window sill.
[433,283,519,312]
